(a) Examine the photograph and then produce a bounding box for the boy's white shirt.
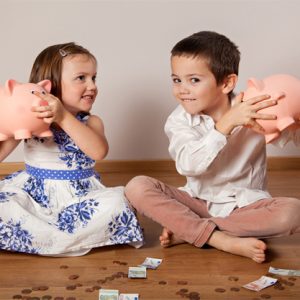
[165,105,300,217]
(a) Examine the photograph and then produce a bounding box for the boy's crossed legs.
[125,176,300,263]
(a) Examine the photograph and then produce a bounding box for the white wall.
[1,0,300,162]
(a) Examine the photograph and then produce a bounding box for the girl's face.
[171,55,229,118]
[61,54,98,115]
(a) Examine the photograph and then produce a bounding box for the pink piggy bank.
[0,79,53,141]
[243,74,300,143]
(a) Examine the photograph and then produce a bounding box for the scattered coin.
[260,294,271,299]
[54,297,64,300]
[230,287,240,292]
[21,289,32,294]
[288,277,296,281]
[159,280,167,285]
[215,288,226,293]
[188,291,200,300]
[41,296,52,300]
[66,284,77,290]
[69,274,80,280]
[39,286,49,291]
[85,287,94,293]
[59,265,69,269]
[66,297,76,300]
[228,276,239,282]
[177,280,188,285]
[12,296,22,299]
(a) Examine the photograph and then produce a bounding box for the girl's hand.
[31,91,66,124]
[216,93,278,136]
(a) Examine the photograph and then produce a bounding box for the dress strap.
[25,164,96,180]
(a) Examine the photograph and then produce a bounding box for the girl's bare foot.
[207,231,267,263]
[159,227,185,247]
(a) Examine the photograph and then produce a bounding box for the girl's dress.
[0,114,144,256]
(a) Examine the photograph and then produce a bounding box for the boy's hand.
[216,93,278,136]
[31,91,67,124]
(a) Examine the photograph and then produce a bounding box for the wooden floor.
[0,170,300,300]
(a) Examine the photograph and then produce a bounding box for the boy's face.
[171,55,228,116]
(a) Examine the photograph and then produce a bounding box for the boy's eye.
[92,75,97,82]
[172,78,181,83]
[77,75,85,81]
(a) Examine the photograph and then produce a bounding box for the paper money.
[128,266,147,278]
[99,288,119,300]
[269,266,300,276]
[243,276,277,292]
[119,293,139,300]
[139,257,162,269]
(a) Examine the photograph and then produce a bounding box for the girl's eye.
[92,76,97,82]
[172,78,181,83]
[191,78,200,83]
[41,91,46,95]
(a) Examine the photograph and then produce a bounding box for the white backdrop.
[1,0,300,162]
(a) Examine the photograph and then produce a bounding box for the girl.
[0,42,144,256]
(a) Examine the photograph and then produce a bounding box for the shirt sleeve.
[271,127,300,147]
[164,110,227,176]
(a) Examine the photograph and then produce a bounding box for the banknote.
[139,257,162,269]
[269,266,300,276]
[128,266,147,278]
[243,276,277,292]
[99,288,119,300]
[119,293,139,300]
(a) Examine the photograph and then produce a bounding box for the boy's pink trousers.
[125,176,300,247]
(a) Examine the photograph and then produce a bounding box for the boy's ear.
[222,74,238,94]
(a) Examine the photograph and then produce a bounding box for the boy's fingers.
[253,113,277,120]
[253,99,278,111]
[245,94,271,104]
[234,92,244,104]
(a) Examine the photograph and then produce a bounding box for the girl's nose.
[87,79,97,91]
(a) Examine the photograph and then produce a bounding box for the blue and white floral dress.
[0,114,144,256]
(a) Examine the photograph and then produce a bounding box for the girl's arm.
[0,138,21,162]
[31,92,108,160]
[59,111,109,160]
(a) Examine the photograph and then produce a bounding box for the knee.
[125,175,154,207]
[276,198,300,233]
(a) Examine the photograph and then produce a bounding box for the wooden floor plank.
[0,170,299,299]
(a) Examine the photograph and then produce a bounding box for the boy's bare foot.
[159,227,185,247]
[207,231,267,263]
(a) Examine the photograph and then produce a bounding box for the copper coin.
[179,288,189,293]
[69,274,80,280]
[120,262,128,265]
[66,284,77,290]
[54,297,64,300]
[230,287,240,292]
[215,288,226,293]
[41,296,52,300]
[12,296,22,299]
[159,281,167,285]
[260,294,271,299]
[85,287,94,293]
[76,283,83,287]
[288,277,297,281]
[177,280,188,285]
[189,291,200,298]
[60,265,69,269]
[228,276,239,282]
[21,289,32,294]
[66,298,76,300]
[92,285,101,290]
[113,260,120,264]
[39,286,49,291]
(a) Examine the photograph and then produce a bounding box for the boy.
[125,31,300,263]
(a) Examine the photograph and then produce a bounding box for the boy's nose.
[87,80,97,91]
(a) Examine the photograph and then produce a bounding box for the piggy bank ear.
[37,80,52,93]
[5,79,20,95]
[247,78,264,91]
